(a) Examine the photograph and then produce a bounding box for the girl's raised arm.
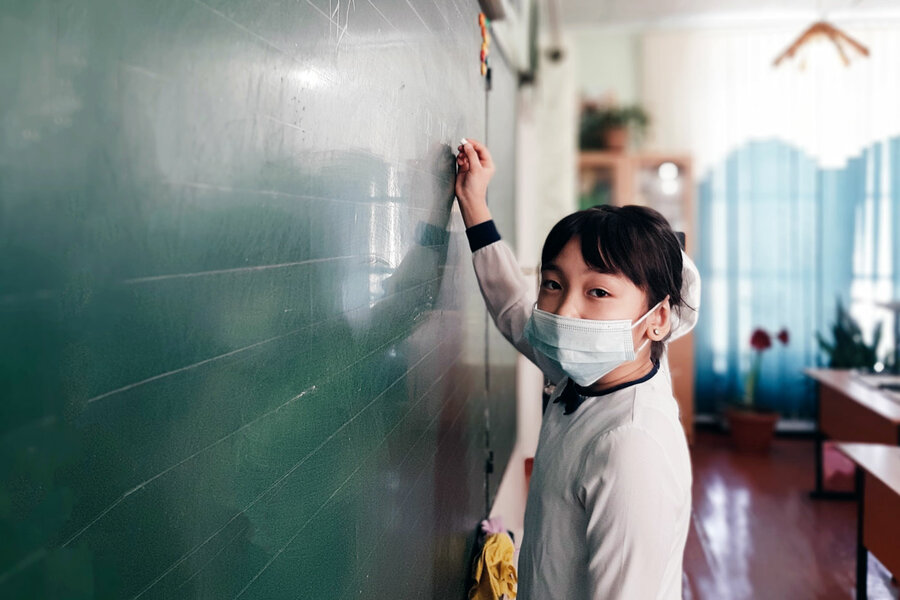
[455,138,564,384]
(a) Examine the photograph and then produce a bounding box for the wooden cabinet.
[579,151,697,444]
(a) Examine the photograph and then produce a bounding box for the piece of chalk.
[461,138,468,145]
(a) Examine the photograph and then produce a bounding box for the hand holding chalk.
[454,138,495,228]
[456,138,492,171]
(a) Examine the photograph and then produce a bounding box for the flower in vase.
[743,327,789,410]
[777,329,790,345]
[750,328,772,351]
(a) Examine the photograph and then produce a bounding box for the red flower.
[777,329,789,345]
[749,328,772,351]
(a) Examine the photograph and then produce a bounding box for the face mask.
[523,300,664,387]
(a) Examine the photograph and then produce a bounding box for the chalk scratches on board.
[139,337,441,598]
[106,318,440,596]
[404,0,433,34]
[0,548,48,587]
[231,340,454,599]
[119,61,169,82]
[364,0,400,33]
[195,0,291,58]
[172,522,252,594]
[328,0,356,48]
[81,384,319,599]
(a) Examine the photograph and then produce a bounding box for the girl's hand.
[454,138,495,228]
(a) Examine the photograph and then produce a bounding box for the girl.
[455,139,700,599]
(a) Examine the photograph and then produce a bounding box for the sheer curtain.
[640,24,900,418]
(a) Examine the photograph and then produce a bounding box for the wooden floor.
[684,430,899,600]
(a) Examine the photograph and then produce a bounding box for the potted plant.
[579,103,650,151]
[816,298,881,370]
[726,327,789,453]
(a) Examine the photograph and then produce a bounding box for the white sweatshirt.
[471,235,696,600]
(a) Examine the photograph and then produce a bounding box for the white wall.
[489,32,578,551]
[568,28,642,103]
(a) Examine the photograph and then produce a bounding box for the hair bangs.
[578,211,637,281]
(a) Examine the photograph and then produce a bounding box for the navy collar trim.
[554,362,659,415]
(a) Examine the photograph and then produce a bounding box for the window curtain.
[641,25,900,419]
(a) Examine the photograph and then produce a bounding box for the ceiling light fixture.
[773,20,869,68]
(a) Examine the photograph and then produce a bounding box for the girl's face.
[538,236,657,325]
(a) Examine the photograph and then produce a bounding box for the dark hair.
[540,205,684,362]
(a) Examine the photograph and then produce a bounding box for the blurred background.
[2,0,900,598]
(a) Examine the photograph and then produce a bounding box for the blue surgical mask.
[523,300,663,387]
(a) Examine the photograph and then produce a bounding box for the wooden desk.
[836,443,900,600]
[804,369,900,498]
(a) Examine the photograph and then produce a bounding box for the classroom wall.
[0,1,518,598]
[483,45,519,505]
[568,28,642,103]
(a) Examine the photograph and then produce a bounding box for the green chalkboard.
[0,0,518,598]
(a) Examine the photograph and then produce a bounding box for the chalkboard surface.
[0,1,518,598]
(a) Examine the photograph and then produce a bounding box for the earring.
[653,328,660,335]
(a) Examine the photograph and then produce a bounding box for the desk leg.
[809,389,855,500]
[813,426,825,496]
[855,467,868,600]
[810,385,827,498]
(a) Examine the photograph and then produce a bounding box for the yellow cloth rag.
[469,532,517,600]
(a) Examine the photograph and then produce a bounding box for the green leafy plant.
[579,104,650,149]
[816,298,882,369]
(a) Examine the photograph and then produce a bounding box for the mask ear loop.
[631,296,669,329]
[633,295,671,355]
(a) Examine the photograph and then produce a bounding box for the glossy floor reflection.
[684,430,899,600]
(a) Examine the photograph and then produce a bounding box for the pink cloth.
[481,517,506,536]
[823,441,855,492]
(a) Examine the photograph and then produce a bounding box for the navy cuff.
[465,220,501,252]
